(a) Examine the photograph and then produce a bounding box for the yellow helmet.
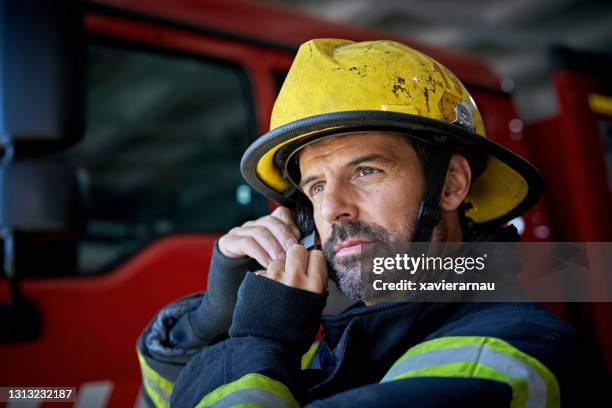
[241,39,542,229]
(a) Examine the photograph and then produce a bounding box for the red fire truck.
[1,0,610,406]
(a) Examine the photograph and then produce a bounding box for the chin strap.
[413,139,454,242]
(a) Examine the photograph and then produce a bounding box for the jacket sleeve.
[170,272,327,408]
[136,241,260,408]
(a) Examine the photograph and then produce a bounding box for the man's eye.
[310,183,324,196]
[358,167,378,176]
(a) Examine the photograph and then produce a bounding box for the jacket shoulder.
[437,302,581,343]
[431,302,609,406]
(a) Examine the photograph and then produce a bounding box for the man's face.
[298,132,426,300]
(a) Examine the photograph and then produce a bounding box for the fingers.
[224,235,273,268]
[271,207,301,239]
[235,226,285,262]
[284,244,309,278]
[306,250,328,293]
[265,256,285,281]
[257,244,327,294]
[250,213,300,249]
[218,207,302,266]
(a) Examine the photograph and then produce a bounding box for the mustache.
[322,219,391,256]
[322,219,391,284]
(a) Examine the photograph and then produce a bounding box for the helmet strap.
[413,139,454,242]
[296,198,321,250]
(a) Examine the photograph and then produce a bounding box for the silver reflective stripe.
[209,388,293,408]
[142,373,170,404]
[381,345,547,408]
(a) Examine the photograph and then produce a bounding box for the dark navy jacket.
[137,229,609,407]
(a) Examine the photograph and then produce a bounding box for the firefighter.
[137,39,608,407]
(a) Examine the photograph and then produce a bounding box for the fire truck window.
[56,44,266,274]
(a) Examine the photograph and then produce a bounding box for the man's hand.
[218,207,301,268]
[257,244,328,294]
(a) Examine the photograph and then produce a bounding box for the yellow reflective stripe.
[383,336,560,408]
[137,348,175,408]
[301,342,320,370]
[142,375,170,408]
[393,362,528,408]
[196,373,300,408]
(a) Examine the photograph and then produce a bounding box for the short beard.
[322,219,401,302]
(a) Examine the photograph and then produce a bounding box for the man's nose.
[320,181,358,223]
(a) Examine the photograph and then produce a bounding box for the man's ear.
[440,154,472,212]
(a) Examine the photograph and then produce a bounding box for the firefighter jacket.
[137,227,609,407]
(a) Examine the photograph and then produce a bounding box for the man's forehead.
[298,132,409,163]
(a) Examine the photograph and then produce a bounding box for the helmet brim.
[241,110,543,228]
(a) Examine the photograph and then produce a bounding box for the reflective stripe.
[301,342,320,370]
[381,336,559,408]
[209,389,293,408]
[142,374,171,408]
[196,373,300,408]
[137,348,175,408]
[382,346,544,407]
